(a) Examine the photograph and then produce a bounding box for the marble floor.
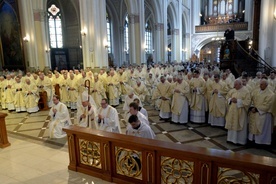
[1,104,276,183]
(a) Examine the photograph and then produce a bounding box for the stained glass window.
[48,4,63,48]
[124,15,129,53]
[106,12,112,53]
[145,22,152,53]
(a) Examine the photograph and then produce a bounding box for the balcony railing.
[195,22,248,33]
[63,125,276,184]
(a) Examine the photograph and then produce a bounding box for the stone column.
[128,13,145,65]
[192,0,201,27]
[272,0,276,67]
[33,9,50,70]
[19,0,50,71]
[244,0,253,30]
[128,14,138,65]
[171,29,180,62]
[80,0,108,69]
[162,1,168,63]
[154,23,164,63]
[18,0,39,70]
[234,0,238,14]
[0,113,10,148]
[259,0,274,66]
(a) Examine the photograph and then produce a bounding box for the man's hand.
[231,97,237,103]
[52,108,57,113]
[251,107,257,113]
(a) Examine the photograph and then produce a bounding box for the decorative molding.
[172,29,179,35]
[191,31,253,54]
[33,9,45,22]
[155,23,164,31]
[129,14,139,24]
[195,22,248,33]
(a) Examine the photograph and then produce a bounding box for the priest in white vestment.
[91,75,106,108]
[67,73,79,110]
[117,68,129,102]
[59,73,70,107]
[23,79,39,113]
[152,76,172,120]
[133,98,148,119]
[123,89,141,117]
[0,76,5,106]
[133,79,149,104]
[225,79,251,145]
[76,91,98,129]
[2,74,15,110]
[126,115,155,139]
[171,76,190,124]
[48,95,72,138]
[37,73,54,108]
[189,70,207,123]
[12,77,26,112]
[106,71,120,106]
[124,102,149,126]
[96,98,121,133]
[248,79,275,145]
[208,74,228,127]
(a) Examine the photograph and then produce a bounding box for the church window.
[48,4,63,48]
[145,22,152,53]
[124,15,129,53]
[106,12,112,53]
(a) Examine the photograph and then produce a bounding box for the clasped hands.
[251,107,258,113]
[230,97,237,103]
[213,89,218,94]
[174,89,180,93]
[52,108,57,115]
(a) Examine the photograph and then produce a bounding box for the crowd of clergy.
[0,62,275,145]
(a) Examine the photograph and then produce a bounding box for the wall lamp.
[23,36,29,43]
[80,29,87,37]
[45,49,50,53]
[274,9,276,20]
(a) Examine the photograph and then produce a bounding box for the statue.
[223,46,230,60]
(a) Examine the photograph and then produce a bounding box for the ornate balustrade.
[63,126,276,184]
[195,22,248,33]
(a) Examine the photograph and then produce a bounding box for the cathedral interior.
[1,0,276,183]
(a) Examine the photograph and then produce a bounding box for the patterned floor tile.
[169,130,202,142]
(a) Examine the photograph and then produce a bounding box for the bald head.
[260,79,268,90]
[234,79,242,90]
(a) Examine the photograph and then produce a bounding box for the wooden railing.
[195,22,248,33]
[0,113,10,148]
[63,126,276,184]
